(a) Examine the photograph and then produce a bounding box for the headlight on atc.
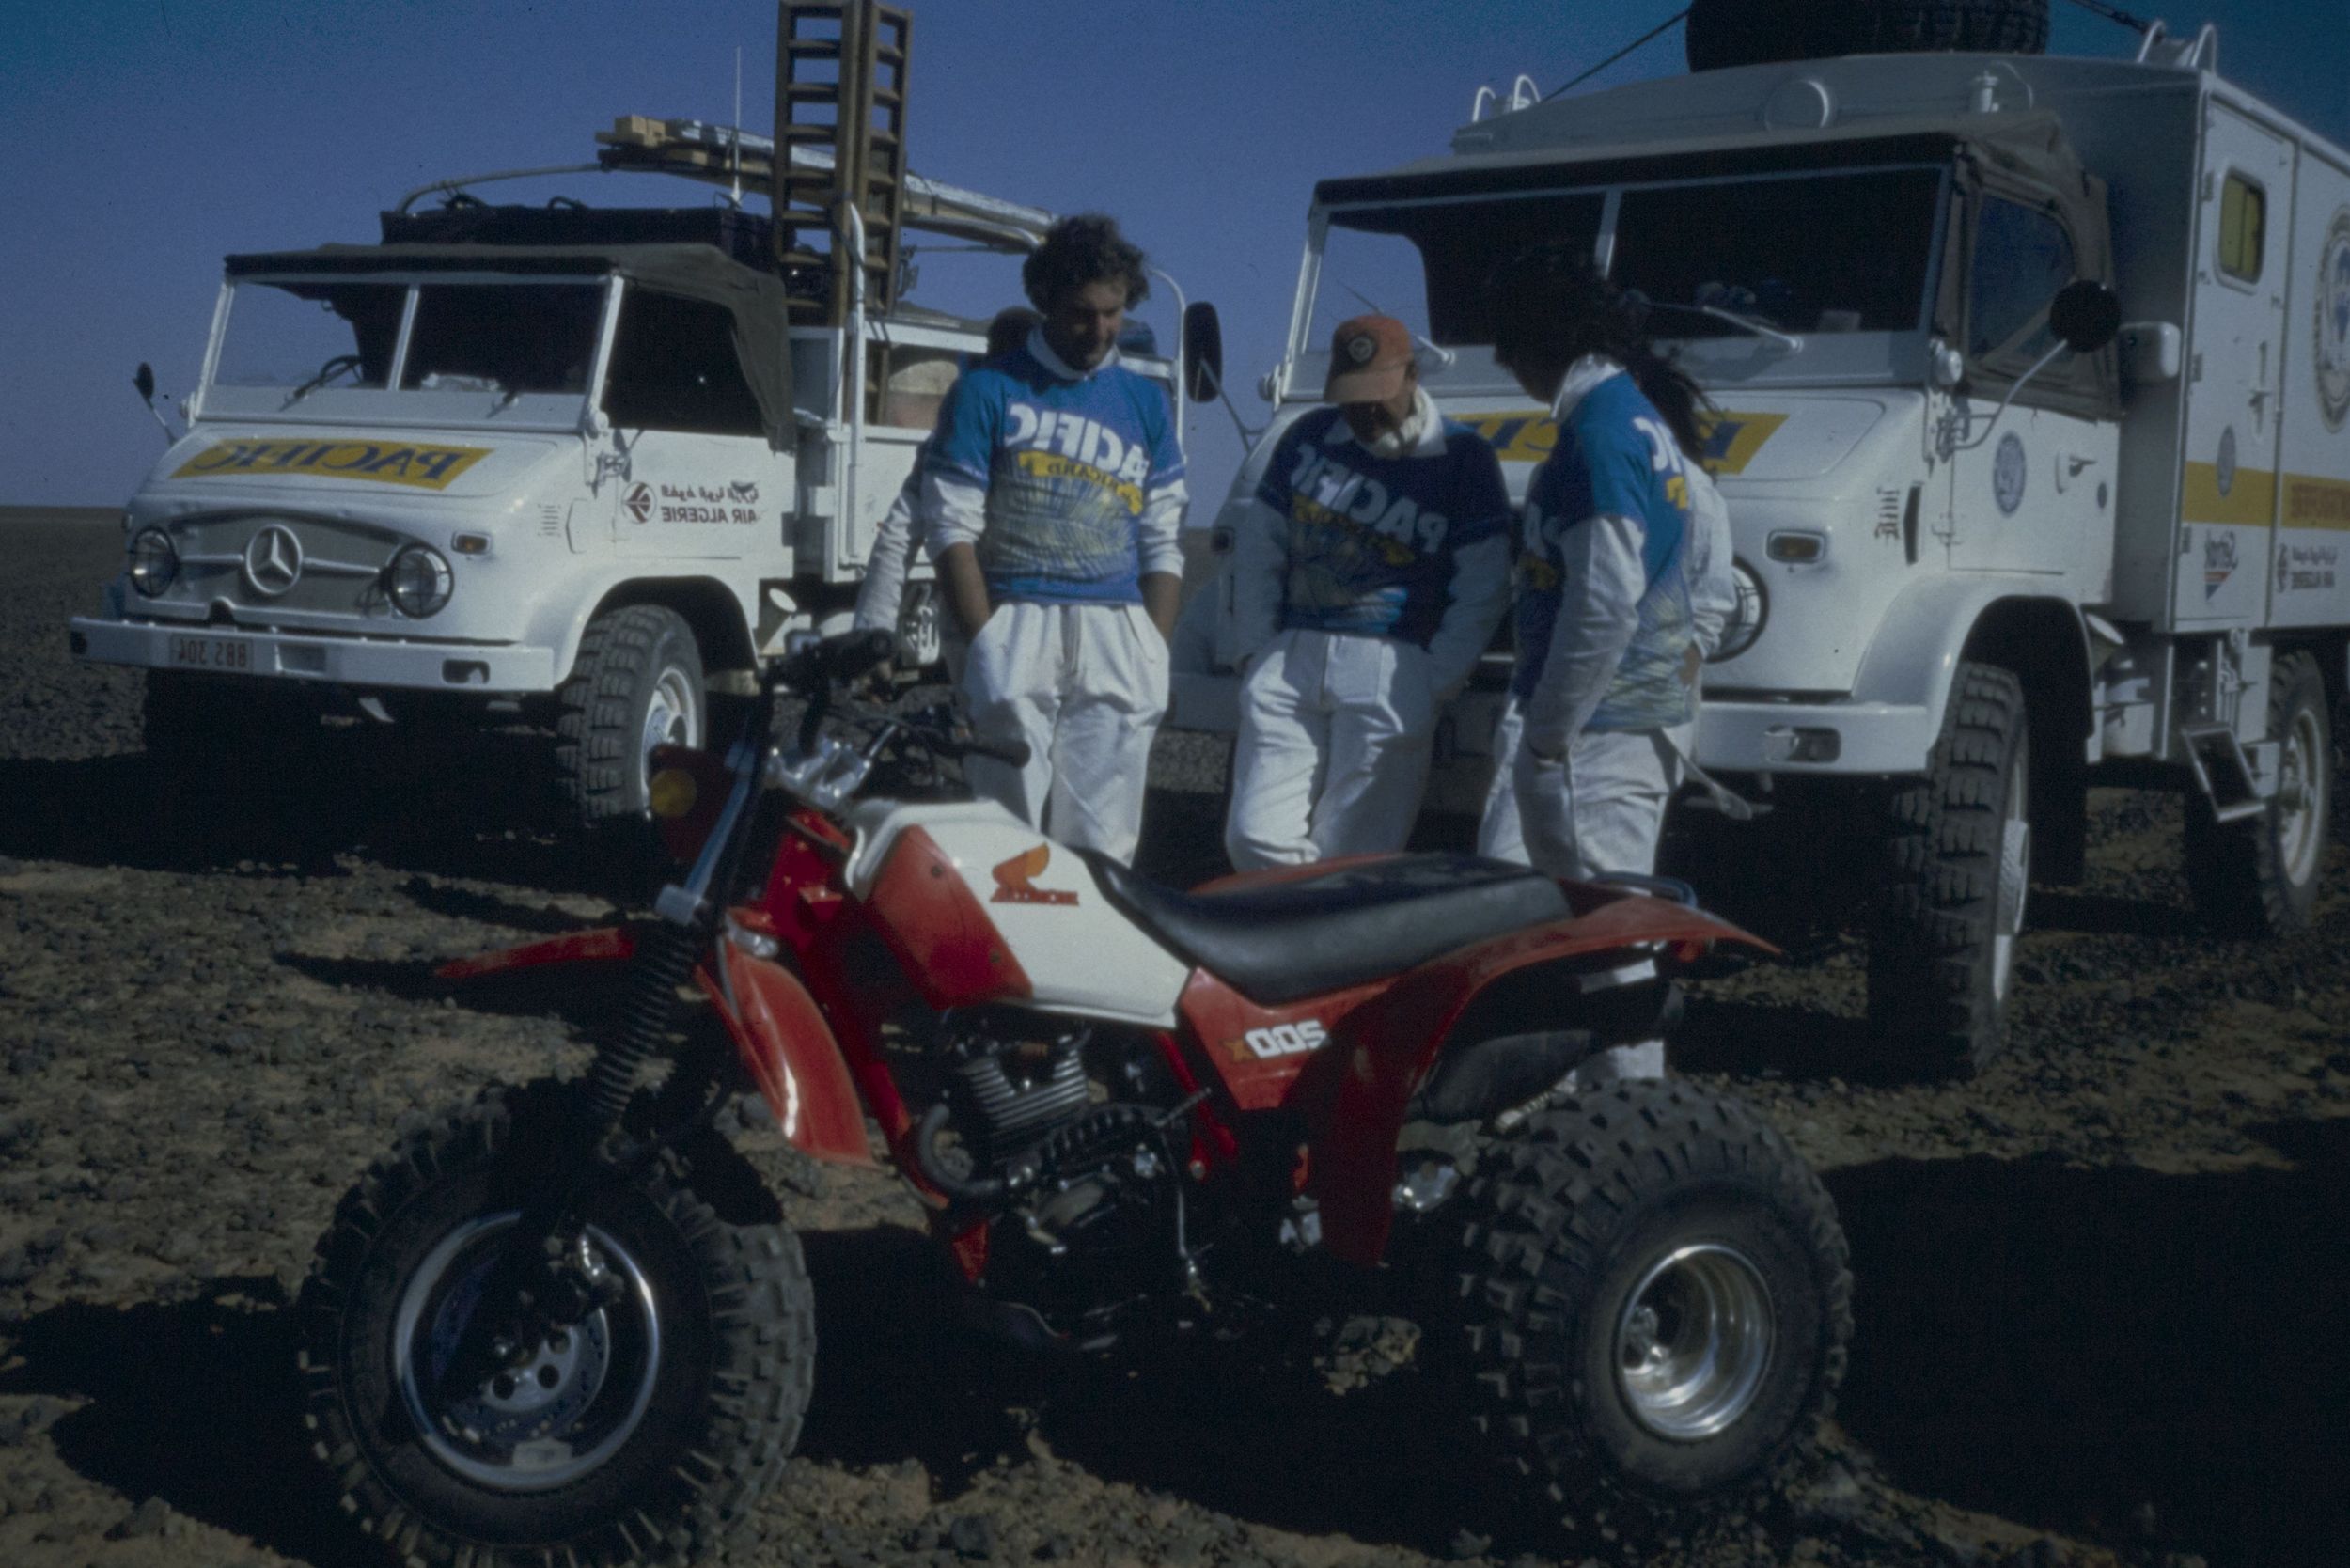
[128,527,178,597]
[1709,559,1767,663]
[385,544,454,618]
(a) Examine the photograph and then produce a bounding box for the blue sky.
[2,0,2341,513]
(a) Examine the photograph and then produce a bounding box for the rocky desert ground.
[1,508,2343,1568]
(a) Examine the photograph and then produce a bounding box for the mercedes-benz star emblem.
[243,524,305,598]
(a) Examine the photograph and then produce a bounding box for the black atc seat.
[1084,854,1572,1006]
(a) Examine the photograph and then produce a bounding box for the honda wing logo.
[991,844,1077,905]
[242,524,304,597]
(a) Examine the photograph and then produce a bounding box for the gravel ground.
[1,507,2344,1568]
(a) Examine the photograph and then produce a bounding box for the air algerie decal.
[625,482,654,524]
[991,844,1077,905]
[172,437,491,491]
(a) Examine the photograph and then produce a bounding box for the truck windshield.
[1313,165,1941,353]
[400,282,604,395]
[215,281,404,391]
[1319,194,1606,347]
[1612,166,1943,337]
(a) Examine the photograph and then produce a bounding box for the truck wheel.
[1431,1082,1851,1544]
[2184,651,2332,936]
[1868,661,2031,1077]
[557,605,707,825]
[1686,0,2048,71]
[298,1083,813,1568]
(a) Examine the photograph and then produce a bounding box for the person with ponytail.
[1476,244,1712,1084]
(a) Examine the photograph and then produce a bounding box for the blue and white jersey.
[1254,405,1510,649]
[925,341,1184,605]
[1512,371,1697,733]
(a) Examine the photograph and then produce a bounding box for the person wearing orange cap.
[1222,314,1512,869]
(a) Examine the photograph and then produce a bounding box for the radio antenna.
[729,46,744,207]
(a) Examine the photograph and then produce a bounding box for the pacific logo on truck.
[172,438,492,490]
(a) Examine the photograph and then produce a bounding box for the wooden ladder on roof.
[772,0,912,326]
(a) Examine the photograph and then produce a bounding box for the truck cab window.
[603,290,764,436]
[1967,196,2076,364]
[2218,173,2266,282]
[400,283,603,394]
[1324,193,1605,347]
[216,281,402,390]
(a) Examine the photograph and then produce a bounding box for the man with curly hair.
[921,214,1185,863]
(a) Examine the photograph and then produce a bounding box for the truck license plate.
[166,635,253,672]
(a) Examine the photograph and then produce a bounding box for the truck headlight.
[128,527,179,597]
[1710,559,1766,662]
[385,544,454,618]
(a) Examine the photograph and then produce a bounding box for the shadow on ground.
[1827,1116,2350,1568]
[0,1278,349,1564]
[0,729,625,898]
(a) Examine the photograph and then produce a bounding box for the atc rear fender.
[1299,895,1768,1266]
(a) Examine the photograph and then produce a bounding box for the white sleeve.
[852,473,922,633]
[918,468,991,560]
[1424,533,1512,697]
[1138,478,1189,579]
[1521,514,1645,758]
[1225,496,1289,660]
[1686,467,1737,659]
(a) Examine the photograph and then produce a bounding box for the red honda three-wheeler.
[298,630,1852,1568]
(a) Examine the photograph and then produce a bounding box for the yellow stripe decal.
[1455,409,1788,476]
[171,438,494,491]
[2181,462,2278,527]
[2281,473,2350,532]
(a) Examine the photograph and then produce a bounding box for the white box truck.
[1172,8,2349,1074]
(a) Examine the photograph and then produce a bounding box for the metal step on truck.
[1170,0,2350,1074]
[70,0,1214,833]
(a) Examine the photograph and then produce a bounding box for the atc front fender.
[1301,895,1767,1267]
[703,945,873,1167]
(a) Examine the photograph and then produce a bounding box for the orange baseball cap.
[1324,314,1416,404]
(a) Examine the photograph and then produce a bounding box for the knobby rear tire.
[1431,1081,1852,1547]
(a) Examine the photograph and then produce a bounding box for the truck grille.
[166,514,405,618]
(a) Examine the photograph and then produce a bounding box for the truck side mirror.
[134,363,157,404]
[1182,301,1224,404]
[2048,280,2121,354]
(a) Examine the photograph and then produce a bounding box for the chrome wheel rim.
[1615,1242,1777,1441]
[1992,729,2031,1001]
[640,664,702,792]
[2276,705,2324,890]
[394,1213,663,1492]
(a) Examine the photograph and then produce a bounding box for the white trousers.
[1477,698,1680,1090]
[1477,697,1683,880]
[1225,629,1440,870]
[960,601,1167,866]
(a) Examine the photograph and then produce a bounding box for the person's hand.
[1681,644,1703,686]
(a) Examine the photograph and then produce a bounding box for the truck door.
[2271,141,2350,628]
[600,288,795,564]
[2177,103,2294,628]
[1946,190,2122,594]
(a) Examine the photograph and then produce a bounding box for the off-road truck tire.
[1429,1081,1852,1546]
[2184,651,2332,936]
[1687,0,2049,72]
[1868,661,2032,1077]
[556,604,706,826]
[298,1081,814,1568]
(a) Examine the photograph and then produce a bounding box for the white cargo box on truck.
[1173,14,2347,1074]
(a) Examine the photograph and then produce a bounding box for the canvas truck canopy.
[222,242,798,447]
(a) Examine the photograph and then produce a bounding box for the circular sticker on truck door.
[2318,207,2350,431]
[1994,431,2028,514]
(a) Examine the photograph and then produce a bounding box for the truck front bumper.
[69,616,557,694]
[1170,671,1935,779]
[1694,698,1935,776]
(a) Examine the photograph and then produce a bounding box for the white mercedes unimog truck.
[70,9,1211,835]
[1172,7,2349,1074]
